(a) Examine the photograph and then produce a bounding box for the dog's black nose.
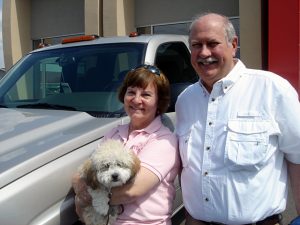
[112,173,119,181]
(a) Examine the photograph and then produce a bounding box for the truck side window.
[155,42,198,112]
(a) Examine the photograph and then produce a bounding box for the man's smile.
[197,57,218,66]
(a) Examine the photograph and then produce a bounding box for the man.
[175,12,300,225]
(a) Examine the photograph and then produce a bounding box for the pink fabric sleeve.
[138,133,179,181]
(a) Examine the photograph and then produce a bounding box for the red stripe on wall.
[268,0,300,94]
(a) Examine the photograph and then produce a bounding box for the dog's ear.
[82,159,100,190]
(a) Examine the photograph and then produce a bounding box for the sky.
[0,0,4,69]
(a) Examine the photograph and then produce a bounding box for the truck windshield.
[0,43,146,117]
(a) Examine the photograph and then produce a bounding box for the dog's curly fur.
[77,139,140,225]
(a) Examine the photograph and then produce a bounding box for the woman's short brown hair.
[118,65,170,115]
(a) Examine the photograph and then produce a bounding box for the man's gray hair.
[188,12,237,43]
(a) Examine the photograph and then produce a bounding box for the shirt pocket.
[178,129,191,168]
[225,120,270,171]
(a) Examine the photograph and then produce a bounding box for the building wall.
[31,0,84,40]
[102,0,135,37]
[85,0,102,36]
[2,0,31,70]
[135,0,239,27]
[268,0,300,93]
[2,0,137,68]
[2,0,262,70]
[239,0,262,69]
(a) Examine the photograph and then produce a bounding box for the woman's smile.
[124,83,158,130]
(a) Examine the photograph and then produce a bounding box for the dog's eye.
[101,163,109,170]
[117,162,126,168]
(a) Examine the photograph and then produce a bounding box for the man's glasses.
[133,64,161,76]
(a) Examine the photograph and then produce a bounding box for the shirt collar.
[220,59,245,93]
[198,59,246,95]
[198,80,210,96]
[117,116,162,140]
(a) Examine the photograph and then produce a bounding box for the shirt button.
[208,122,213,126]
[205,198,209,202]
[211,98,215,102]
[206,146,210,151]
[204,171,208,176]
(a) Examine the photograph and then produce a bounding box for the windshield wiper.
[16,103,77,111]
[88,109,126,118]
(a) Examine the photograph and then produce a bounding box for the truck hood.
[0,108,128,188]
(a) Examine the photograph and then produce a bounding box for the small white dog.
[77,139,140,225]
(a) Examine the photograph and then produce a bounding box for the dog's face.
[83,139,140,189]
[95,158,133,188]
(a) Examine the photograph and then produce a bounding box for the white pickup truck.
[0,34,198,225]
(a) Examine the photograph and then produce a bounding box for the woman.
[72,64,180,225]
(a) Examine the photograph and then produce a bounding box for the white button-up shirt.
[175,60,300,224]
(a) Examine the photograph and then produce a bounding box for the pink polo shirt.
[102,116,180,225]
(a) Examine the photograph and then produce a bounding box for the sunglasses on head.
[133,64,161,76]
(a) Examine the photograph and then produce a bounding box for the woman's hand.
[109,167,159,205]
[72,172,92,221]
